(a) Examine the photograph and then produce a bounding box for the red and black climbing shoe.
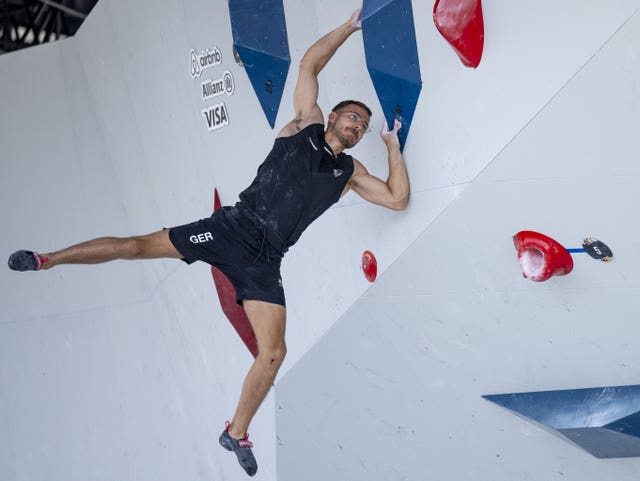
[8,250,47,271]
[219,421,258,476]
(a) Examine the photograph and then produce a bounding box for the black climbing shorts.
[168,206,285,306]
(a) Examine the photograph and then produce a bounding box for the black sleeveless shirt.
[238,123,354,253]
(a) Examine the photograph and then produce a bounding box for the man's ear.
[327,111,337,124]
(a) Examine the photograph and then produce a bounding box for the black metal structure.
[0,0,97,54]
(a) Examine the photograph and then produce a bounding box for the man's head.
[327,100,372,149]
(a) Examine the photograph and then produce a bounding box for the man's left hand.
[380,119,402,149]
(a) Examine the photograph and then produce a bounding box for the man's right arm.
[278,9,362,137]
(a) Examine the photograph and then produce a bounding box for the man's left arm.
[347,119,410,211]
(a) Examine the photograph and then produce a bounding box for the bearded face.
[329,107,370,149]
[330,121,361,148]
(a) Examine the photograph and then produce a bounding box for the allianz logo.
[202,71,235,100]
[190,46,222,79]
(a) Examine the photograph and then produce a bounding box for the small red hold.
[362,250,378,283]
[513,231,574,282]
[433,0,485,68]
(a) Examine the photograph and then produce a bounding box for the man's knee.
[127,231,181,260]
[244,300,287,366]
[122,237,146,259]
[259,343,287,368]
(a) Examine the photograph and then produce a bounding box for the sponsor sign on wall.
[190,46,235,132]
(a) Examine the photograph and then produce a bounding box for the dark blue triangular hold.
[233,45,290,128]
[362,0,422,151]
[483,384,640,458]
[604,408,640,438]
[229,0,291,128]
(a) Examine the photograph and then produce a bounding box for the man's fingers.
[349,8,362,28]
[380,119,402,137]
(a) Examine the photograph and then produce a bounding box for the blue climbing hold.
[484,384,640,458]
[229,0,291,128]
[362,0,422,151]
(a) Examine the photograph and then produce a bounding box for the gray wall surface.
[277,2,640,480]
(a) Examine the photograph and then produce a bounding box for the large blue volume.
[229,0,291,128]
[362,0,422,151]
[484,384,640,458]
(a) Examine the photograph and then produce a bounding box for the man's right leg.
[8,230,183,271]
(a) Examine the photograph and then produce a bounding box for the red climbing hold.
[211,188,258,358]
[433,0,485,68]
[513,231,574,282]
[213,187,222,211]
[362,250,378,283]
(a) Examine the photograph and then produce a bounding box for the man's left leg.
[219,299,286,476]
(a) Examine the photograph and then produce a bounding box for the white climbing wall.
[1,1,640,480]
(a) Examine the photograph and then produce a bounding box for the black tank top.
[238,123,354,253]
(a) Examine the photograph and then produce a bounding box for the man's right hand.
[348,8,362,30]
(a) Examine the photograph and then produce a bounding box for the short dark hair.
[332,100,372,117]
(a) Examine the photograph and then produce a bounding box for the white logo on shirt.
[333,169,343,177]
